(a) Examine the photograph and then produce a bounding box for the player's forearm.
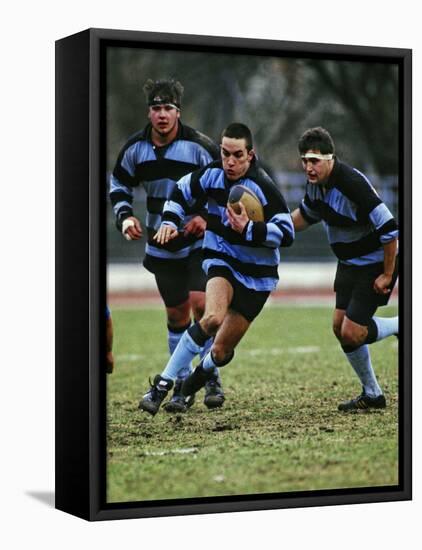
[109,174,134,226]
[162,183,192,226]
[291,208,310,232]
[382,238,398,276]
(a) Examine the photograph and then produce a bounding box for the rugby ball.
[228,185,264,222]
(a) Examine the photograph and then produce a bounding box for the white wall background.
[1,2,419,548]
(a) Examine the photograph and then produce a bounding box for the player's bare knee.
[190,292,206,321]
[166,303,191,329]
[340,326,365,347]
[201,312,223,336]
[332,323,342,341]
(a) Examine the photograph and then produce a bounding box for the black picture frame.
[55,27,412,521]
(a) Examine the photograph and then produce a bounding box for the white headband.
[150,100,180,111]
[162,103,180,111]
[301,152,334,160]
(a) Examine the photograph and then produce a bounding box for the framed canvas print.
[55,28,412,521]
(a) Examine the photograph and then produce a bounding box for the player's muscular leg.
[211,310,250,364]
[199,278,233,337]
[332,309,346,341]
[166,299,191,330]
[189,290,206,322]
[340,316,368,347]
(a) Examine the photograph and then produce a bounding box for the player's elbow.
[280,232,295,248]
[266,221,295,248]
[279,225,295,248]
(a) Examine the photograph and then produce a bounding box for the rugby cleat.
[338,389,386,412]
[181,364,214,397]
[139,375,173,416]
[163,379,195,413]
[204,377,225,409]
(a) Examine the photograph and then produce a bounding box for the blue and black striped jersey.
[299,158,398,266]
[162,160,295,292]
[109,122,219,264]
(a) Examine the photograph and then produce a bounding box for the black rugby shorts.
[334,257,398,326]
[207,266,270,322]
[145,249,207,308]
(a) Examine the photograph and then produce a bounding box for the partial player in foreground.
[109,78,226,411]
[291,127,398,412]
[106,306,114,374]
[139,123,295,415]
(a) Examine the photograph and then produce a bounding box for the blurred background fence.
[107,172,398,264]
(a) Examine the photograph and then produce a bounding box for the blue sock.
[201,351,219,377]
[161,326,205,381]
[373,316,398,341]
[200,336,213,360]
[199,338,219,376]
[202,348,234,372]
[168,324,192,379]
[344,345,382,397]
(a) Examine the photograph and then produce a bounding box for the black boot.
[163,379,195,413]
[338,389,386,412]
[139,375,173,416]
[181,365,214,397]
[204,375,225,409]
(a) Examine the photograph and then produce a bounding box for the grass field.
[106,303,399,503]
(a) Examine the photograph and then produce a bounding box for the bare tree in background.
[107,49,398,175]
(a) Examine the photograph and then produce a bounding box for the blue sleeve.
[161,168,210,227]
[368,203,399,244]
[109,144,138,226]
[243,212,295,248]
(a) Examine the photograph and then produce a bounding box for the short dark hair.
[298,127,335,155]
[221,123,253,151]
[143,78,184,109]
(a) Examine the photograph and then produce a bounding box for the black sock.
[188,322,210,347]
[364,319,379,345]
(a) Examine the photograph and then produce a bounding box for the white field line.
[117,353,168,361]
[117,348,320,362]
[245,346,320,356]
[288,346,321,353]
[213,475,225,482]
[143,448,198,457]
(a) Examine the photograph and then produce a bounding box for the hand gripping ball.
[227,185,264,222]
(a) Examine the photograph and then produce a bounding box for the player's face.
[148,104,180,137]
[301,149,333,185]
[221,137,254,181]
